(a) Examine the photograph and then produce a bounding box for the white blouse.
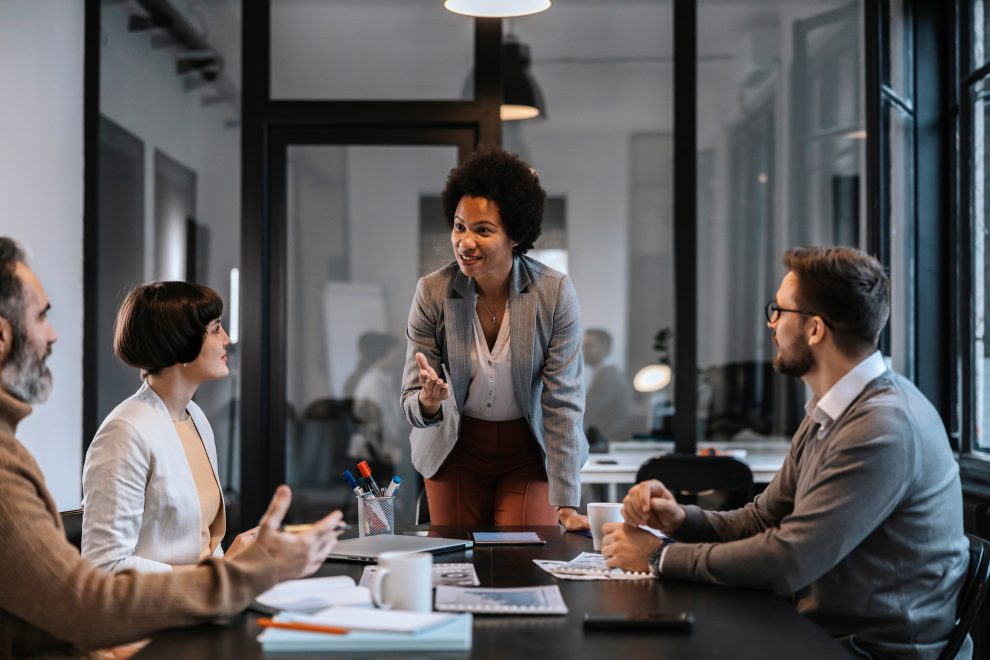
[462,305,524,421]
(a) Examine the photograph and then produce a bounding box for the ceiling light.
[444,0,551,18]
[501,38,546,121]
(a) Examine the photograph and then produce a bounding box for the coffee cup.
[587,502,625,551]
[369,551,433,612]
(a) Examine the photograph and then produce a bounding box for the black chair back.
[60,508,83,550]
[634,454,754,511]
[938,533,990,660]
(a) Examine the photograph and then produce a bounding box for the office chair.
[634,454,754,511]
[938,533,990,660]
[60,508,83,550]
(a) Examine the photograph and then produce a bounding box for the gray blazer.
[401,254,589,507]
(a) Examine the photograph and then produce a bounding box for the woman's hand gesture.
[416,352,449,417]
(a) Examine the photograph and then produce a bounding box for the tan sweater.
[0,391,278,657]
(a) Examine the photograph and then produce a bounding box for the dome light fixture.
[444,0,551,18]
[500,37,546,121]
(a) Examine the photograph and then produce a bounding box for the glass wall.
[507,2,675,455]
[696,1,865,444]
[271,0,474,100]
[283,145,459,524]
[96,1,243,520]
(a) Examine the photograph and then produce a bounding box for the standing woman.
[82,282,251,572]
[401,146,590,530]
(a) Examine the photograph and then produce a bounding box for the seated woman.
[82,281,250,572]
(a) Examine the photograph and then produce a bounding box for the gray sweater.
[659,371,969,659]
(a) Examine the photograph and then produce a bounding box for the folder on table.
[257,612,472,652]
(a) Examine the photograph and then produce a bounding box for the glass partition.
[271,0,474,100]
[696,1,865,445]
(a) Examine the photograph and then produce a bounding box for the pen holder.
[357,495,395,537]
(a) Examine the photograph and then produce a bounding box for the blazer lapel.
[445,271,474,410]
[510,256,536,411]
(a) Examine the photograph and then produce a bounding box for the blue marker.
[384,476,401,497]
[343,470,364,496]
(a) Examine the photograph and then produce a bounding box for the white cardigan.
[81,381,225,573]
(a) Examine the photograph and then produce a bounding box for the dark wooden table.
[136,526,852,659]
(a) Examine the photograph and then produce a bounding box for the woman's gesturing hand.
[416,352,450,417]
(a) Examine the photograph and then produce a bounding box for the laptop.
[326,534,473,562]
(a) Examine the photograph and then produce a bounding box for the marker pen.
[343,470,364,497]
[357,461,383,497]
[384,476,401,497]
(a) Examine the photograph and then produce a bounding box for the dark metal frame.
[82,0,100,446]
[673,0,697,455]
[956,0,990,486]
[238,2,502,524]
[83,0,976,521]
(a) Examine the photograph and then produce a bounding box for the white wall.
[0,1,85,509]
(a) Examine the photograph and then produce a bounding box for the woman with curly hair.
[401,146,590,530]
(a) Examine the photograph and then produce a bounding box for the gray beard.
[2,342,52,404]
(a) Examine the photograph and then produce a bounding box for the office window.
[696,1,865,443]
[959,0,990,456]
[271,0,474,100]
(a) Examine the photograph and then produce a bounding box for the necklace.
[478,296,508,327]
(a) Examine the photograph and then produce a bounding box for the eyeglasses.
[765,301,833,328]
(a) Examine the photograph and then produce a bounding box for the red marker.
[357,461,383,497]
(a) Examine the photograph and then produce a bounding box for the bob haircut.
[441,145,546,253]
[113,281,224,376]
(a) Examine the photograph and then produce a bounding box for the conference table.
[135,525,851,659]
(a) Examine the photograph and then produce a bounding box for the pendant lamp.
[500,37,546,121]
[444,0,551,18]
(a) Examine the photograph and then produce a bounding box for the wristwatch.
[554,506,574,513]
[648,542,667,577]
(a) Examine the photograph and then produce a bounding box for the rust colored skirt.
[424,416,558,526]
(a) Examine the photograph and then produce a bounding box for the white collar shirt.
[803,350,888,439]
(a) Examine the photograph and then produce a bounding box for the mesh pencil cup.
[357,495,395,537]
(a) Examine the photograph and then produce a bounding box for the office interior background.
[1,0,988,630]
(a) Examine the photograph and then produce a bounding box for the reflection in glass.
[97,0,243,527]
[506,2,675,461]
[284,145,459,525]
[698,1,864,444]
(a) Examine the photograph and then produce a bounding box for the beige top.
[174,416,225,560]
[463,306,524,421]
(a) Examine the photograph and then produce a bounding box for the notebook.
[434,585,569,615]
[326,534,473,562]
[258,609,472,652]
[254,576,372,612]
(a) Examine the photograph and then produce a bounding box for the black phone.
[583,612,694,633]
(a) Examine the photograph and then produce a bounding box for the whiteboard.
[322,281,387,397]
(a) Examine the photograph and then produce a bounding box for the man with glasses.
[602,246,970,659]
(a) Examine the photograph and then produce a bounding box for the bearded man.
[601,246,970,660]
[0,237,344,657]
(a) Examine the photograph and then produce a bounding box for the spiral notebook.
[434,585,568,615]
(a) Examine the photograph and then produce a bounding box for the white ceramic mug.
[587,502,625,551]
[369,551,433,612]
